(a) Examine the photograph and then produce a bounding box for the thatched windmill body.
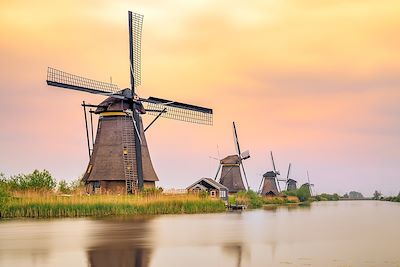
[304,170,315,196]
[259,151,285,196]
[46,11,213,194]
[284,163,297,191]
[286,178,298,191]
[214,122,250,193]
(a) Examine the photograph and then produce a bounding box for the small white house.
[187,178,229,201]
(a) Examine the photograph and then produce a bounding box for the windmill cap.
[220,155,240,164]
[263,171,277,178]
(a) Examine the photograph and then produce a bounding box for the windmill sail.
[270,151,277,174]
[143,97,213,125]
[46,67,123,96]
[233,122,241,155]
[129,11,143,88]
[286,163,291,180]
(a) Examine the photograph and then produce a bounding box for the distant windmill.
[215,122,250,193]
[259,151,281,196]
[45,11,213,194]
[304,170,315,196]
[284,163,297,191]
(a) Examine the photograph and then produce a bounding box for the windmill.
[46,11,213,194]
[305,170,315,196]
[258,151,282,196]
[214,122,250,193]
[284,163,297,191]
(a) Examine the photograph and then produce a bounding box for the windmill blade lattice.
[129,12,143,88]
[143,97,213,125]
[46,67,122,95]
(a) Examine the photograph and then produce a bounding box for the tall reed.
[0,194,226,218]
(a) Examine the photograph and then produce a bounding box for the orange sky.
[1,0,399,196]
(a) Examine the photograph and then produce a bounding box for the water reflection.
[88,246,151,267]
[1,201,400,267]
[222,244,243,267]
[262,203,311,212]
[87,218,153,267]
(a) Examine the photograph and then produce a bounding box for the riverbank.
[0,194,226,219]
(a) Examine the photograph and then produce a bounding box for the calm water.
[0,201,399,267]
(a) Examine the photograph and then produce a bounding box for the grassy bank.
[382,196,400,203]
[229,190,300,209]
[0,194,226,219]
[228,189,343,209]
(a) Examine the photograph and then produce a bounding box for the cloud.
[0,0,399,195]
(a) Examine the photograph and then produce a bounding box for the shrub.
[58,180,72,194]
[282,187,313,202]
[372,190,382,200]
[228,195,236,205]
[235,190,264,208]
[0,173,10,212]
[296,185,312,202]
[316,193,340,201]
[349,191,364,199]
[6,170,56,192]
[0,185,9,197]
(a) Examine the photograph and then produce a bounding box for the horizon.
[1,0,399,197]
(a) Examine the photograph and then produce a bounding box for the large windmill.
[214,122,250,193]
[46,11,213,194]
[258,151,284,196]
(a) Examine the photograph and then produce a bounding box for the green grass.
[0,194,226,218]
[229,190,300,209]
[382,196,400,202]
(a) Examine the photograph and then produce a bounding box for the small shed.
[187,178,229,201]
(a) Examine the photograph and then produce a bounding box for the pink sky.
[1,0,399,196]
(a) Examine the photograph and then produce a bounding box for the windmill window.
[123,149,128,155]
[94,181,100,188]
[87,165,93,174]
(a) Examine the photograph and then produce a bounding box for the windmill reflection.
[86,218,153,267]
[88,247,151,267]
[222,244,244,267]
